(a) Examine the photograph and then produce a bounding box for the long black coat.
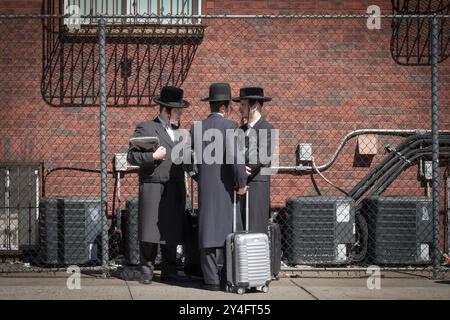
[240,117,274,234]
[127,117,186,245]
[190,114,247,249]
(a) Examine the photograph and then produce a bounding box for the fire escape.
[41,0,206,107]
[391,0,449,65]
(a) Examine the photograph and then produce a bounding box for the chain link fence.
[0,12,449,278]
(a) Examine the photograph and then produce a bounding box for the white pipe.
[5,169,10,250]
[272,129,450,173]
[34,170,39,246]
[116,172,121,211]
[35,170,39,220]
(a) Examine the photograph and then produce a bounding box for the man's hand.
[236,186,248,195]
[153,146,167,161]
[245,166,252,177]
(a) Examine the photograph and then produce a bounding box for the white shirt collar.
[248,114,261,128]
[211,112,224,117]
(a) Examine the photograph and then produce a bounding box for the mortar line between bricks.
[289,279,320,300]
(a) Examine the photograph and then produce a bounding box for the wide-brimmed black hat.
[153,86,190,108]
[232,87,272,102]
[200,83,232,102]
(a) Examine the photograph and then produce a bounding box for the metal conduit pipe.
[351,136,450,200]
[352,144,440,262]
[272,129,450,174]
[349,134,434,196]
[351,146,450,262]
[370,148,450,197]
[45,166,115,176]
[353,137,450,200]
[374,147,450,196]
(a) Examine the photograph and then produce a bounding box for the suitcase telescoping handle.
[233,190,249,233]
[245,190,249,232]
[190,176,194,213]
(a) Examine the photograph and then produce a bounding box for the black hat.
[153,86,190,108]
[232,87,272,102]
[200,83,232,102]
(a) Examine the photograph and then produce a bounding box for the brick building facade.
[0,1,448,248]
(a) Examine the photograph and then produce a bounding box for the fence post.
[98,16,109,276]
[430,15,441,279]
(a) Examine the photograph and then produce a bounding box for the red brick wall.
[0,0,42,15]
[203,0,392,15]
[0,1,449,248]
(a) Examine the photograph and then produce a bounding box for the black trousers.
[140,241,177,275]
[200,247,225,285]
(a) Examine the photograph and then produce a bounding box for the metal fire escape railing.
[391,0,449,65]
[41,0,206,107]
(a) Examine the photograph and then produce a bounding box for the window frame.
[63,0,202,25]
[0,162,43,252]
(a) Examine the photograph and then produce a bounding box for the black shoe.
[220,276,228,291]
[201,283,221,291]
[160,273,189,283]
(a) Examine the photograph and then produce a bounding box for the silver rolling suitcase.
[225,191,271,294]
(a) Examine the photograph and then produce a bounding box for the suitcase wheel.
[261,285,269,293]
[236,287,245,295]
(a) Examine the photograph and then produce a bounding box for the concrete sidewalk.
[0,270,449,300]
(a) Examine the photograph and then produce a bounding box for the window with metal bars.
[390,0,449,65]
[0,164,42,254]
[63,0,202,24]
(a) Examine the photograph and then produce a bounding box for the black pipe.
[352,148,450,263]
[370,148,450,196]
[45,166,115,176]
[351,213,368,263]
[351,135,450,200]
[351,135,433,199]
[369,146,435,196]
[372,143,450,196]
[45,166,139,177]
[359,143,450,200]
[350,134,429,197]
[43,166,138,198]
[351,149,450,263]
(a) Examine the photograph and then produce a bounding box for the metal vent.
[362,196,433,265]
[38,197,101,265]
[286,196,355,265]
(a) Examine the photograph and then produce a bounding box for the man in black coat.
[190,83,248,291]
[127,86,189,284]
[233,87,274,234]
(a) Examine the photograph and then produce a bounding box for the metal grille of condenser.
[38,197,102,265]
[361,196,433,265]
[123,198,140,265]
[38,199,59,264]
[285,196,355,265]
